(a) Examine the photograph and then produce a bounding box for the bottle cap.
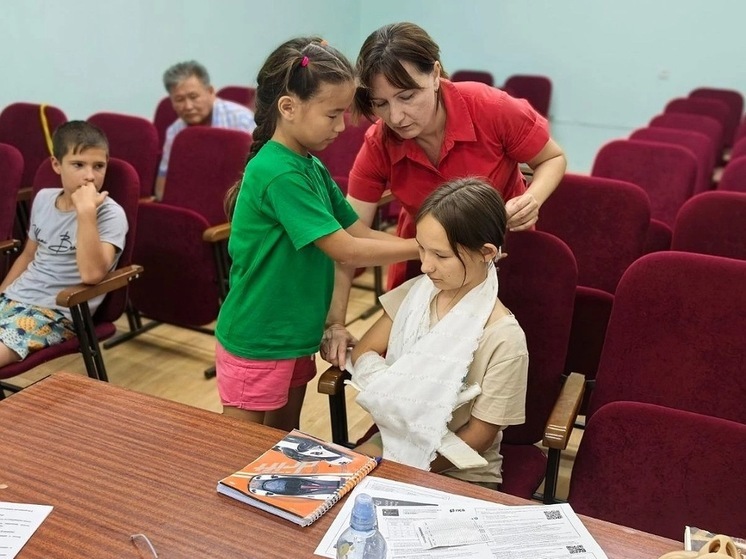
[349,493,377,531]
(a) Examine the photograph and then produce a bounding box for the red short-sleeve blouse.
[348,79,550,288]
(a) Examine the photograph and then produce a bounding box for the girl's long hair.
[224,38,354,219]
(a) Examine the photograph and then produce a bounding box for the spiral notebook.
[217,429,379,526]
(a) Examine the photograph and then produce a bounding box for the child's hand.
[320,324,357,370]
[72,182,108,213]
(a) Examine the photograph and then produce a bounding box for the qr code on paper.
[544,509,563,520]
[567,545,587,554]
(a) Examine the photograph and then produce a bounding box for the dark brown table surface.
[0,373,681,558]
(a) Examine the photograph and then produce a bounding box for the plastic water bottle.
[336,493,387,559]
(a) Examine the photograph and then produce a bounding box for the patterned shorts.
[0,295,75,360]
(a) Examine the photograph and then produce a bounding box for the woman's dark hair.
[416,177,507,270]
[354,22,448,120]
[224,37,354,219]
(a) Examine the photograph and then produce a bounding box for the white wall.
[0,0,360,120]
[359,0,746,171]
[3,1,745,172]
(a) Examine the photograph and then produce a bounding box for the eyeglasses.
[130,533,159,558]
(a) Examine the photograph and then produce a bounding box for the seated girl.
[347,177,528,488]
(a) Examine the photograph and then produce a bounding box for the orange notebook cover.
[217,429,379,526]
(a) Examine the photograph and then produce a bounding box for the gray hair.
[163,60,211,93]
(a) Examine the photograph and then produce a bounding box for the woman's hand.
[506,192,539,231]
[320,323,357,369]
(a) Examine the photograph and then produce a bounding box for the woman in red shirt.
[322,22,566,367]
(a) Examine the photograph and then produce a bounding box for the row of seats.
[320,179,746,467]
[76,123,249,371]
[451,69,552,117]
[553,86,746,409]
[515,85,746,537]
[542,177,746,402]
[318,82,746,540]
[557,89,746,540]
[0,85,376,385]
[321,224,746,540]
[0,84,256,198]
[567,249,746,541]
[0,100,254,386]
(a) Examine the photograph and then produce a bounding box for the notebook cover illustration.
[217,429,378,526]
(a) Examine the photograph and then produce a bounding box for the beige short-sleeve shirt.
[379,276,528,484]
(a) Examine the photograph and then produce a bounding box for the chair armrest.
[55,264,144,308]
[542,372,585,450]
[16,187,32,203]
[0,239,21,254]
[318,365,351,396]
[203,222,231,243]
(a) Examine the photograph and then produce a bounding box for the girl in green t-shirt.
[215,37,418,431]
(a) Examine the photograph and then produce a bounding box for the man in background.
[155,60,255,200]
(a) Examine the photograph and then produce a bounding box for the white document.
[314,476,608,559]
[415,517,491,549]
[315,477,498,558]
[0,502,53,558]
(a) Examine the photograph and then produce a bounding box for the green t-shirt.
[216,141,359,359]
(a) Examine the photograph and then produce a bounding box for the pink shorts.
[215,342,317,411]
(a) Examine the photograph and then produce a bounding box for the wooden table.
[0,373,681,558]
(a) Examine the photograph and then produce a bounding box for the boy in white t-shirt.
[0,121,128,366]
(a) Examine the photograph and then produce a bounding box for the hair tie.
[300,56,309,67]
